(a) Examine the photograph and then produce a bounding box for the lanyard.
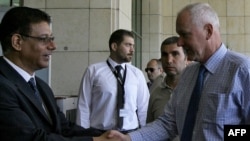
[106,60,127,86]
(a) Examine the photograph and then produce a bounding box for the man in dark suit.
[0,6,105,141]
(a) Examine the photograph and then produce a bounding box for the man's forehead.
[148,60,158,66]
[162,44,184,51]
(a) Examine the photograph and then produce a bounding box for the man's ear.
[111,42,118,51]
[12,34,23,51]
[204,24,213,40]
[160,68,164,73]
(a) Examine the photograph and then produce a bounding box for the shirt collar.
[204,43,227,74]
[159,76,173,89]
[107,57,126,70]
[3,56,35,82]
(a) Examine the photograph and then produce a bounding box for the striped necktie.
[115,65,125,129]
[28,77,42,103]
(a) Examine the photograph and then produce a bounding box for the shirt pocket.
[202,93,225,130]
[93,76,116,96]
[123,82,138,109]
[202,92,241,129]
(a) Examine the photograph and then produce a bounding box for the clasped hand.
[93,130,131,141]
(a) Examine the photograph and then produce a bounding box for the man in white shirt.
[76,29,150,136]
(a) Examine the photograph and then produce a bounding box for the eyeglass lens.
[145,68,155,72]
[20,34,54,44]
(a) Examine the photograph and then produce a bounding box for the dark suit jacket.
[0,57,93,141]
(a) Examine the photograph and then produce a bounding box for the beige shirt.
[146,76,172,123]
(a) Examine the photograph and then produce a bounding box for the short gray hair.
[178,3,220,30]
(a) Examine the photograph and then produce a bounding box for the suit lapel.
[0,57,52,124]
[36,78,58,125]
[18,83,51,122]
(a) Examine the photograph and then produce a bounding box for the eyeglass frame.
[20,34,55,44]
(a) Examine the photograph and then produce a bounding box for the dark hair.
[161,36,187,55]
[0,7,51,53]
[108,29,134,50]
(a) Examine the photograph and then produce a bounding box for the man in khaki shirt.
[146,36,188,123]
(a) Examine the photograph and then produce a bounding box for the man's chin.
[125,58,132,62]
[166,72,176,76]
[187,56,196,61]
[39,63,49,69]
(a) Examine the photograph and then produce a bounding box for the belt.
[119,129,137,134]
[88,128,137,136]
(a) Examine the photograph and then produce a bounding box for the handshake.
[93,130,131,141]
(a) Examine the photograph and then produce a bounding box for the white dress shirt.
[3,56,34,82]
[76,57,150,130]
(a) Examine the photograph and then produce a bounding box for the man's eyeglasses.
[145,68,155,73]
[20,34,55,44]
